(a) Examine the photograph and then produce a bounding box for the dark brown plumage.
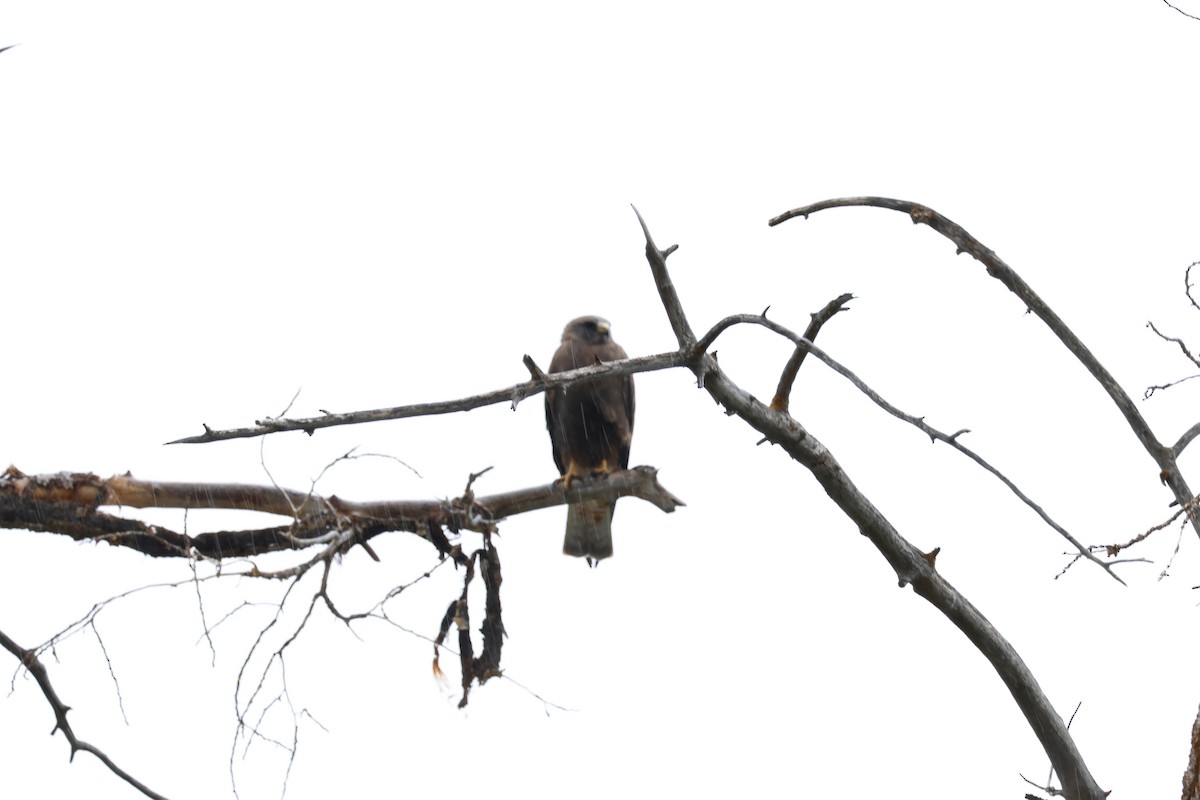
[545,316,635,564]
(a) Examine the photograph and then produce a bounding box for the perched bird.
[545,316,635,565]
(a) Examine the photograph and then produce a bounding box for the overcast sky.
[4,3,1200,799]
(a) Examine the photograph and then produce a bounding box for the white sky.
[4,2,1200,798]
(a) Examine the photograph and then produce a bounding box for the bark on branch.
[0,465,683,560]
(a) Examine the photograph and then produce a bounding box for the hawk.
[545,316,635,564]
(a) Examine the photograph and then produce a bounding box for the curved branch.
[771,196,1199,542]
[1186,261,1200,311]
[643,210,1105,800]
[0,627,170,800]
[770,293,855,412]
[1147,319,1200,368]
[1162,0,1200,22]
[1175,422,1200,457]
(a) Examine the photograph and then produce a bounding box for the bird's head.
[564,316,613,345]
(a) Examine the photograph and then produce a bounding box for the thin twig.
[1185,261,1200,310]
[1146,320,1200,368]
[1161,0,1200,21]
[1103,495,1200,557]
[1145,374,1200,401]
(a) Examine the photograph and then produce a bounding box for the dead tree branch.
[1145,373,1200,401]
[1144,317,1200,400]
[168,351,686,445]
[1147,319,1200,369]
[771,197,1200,545]
[770,293,855,412]
[0,465,683,560]
[1186,261,1200,311]
[1,459,683,750]
[695,314,1124,584]
[0,627,170,800]
[1185,700,1200,800]
[1102,496,1200,558]
[1174,422,1200,457]
[1161,0,1200,22]
[644,207,1106,800]
[1145,263,1200,455]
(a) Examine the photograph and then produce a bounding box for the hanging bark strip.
[432,537,505,709]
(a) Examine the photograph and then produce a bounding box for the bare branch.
[1186,261,1200,310]
[1174,422,1200,457]
[229,573,313,797]
[0,627,171,800]
[770,293,854,412]
[1102,496,1200,557]
[695,314,1124,584]
[168,350,686,445]
[1184,700,1200,800]
[1147,320,1200,369]
[1144,374,1200,401]
[631,204,694,349]
[0,465,683,560]
[1162,0,1200,22]
[643,209,1106,800]
[1145,264,1200,402]
[522,354,547,381]
[771,196,1200,543]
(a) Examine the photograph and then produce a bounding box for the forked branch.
[644,206,1106,800]
[0,627,170,800]
[772,197,1200,544]
[770,293,854,412]
[695,314,1124,585]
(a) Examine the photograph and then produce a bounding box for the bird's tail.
[563,498,614,564]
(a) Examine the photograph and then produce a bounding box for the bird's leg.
[560,460,586,491]
[562,459,618,491]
